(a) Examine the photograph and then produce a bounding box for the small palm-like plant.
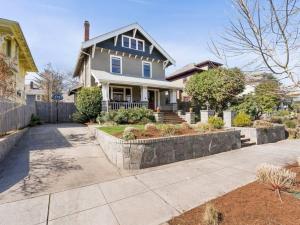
[256,163,296,202]
[203,203,222,225]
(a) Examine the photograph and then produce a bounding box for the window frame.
[6,39,12,57]
[122,35,145,52]
[142,61,152,78]
[110,55,122,74]
[110,86,132,102]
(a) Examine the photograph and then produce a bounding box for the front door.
[148,90,155,110]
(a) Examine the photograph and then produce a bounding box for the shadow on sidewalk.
[0,123,86,197]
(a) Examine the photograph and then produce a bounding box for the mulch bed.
[115,127,198,139]
[169,164,300,225]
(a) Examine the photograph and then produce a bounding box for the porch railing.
[109,102,148,110]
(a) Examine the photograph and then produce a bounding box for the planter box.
[234,125,285,145]
[90,126,241,170]
[0,128,28,162]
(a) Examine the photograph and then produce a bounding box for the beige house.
[71,22,182,112]
[0,18,37,102]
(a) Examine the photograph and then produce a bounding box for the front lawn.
[98,124,145,135]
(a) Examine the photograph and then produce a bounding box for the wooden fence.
[0,99,36,135]
[35,101,76,123]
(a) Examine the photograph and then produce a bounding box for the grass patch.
[98,124,145,135]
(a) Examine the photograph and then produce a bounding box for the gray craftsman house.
[71,21,182,112]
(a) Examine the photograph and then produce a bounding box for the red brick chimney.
[84,21,90,41]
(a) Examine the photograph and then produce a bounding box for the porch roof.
[91,70,183,90]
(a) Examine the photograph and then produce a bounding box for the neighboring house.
[71,21,182,112]
[25,81,46,102]
[0,18,37,102]
[26,81,74,103]
[166,60,222,102]
[286,88,300,103]
[241,72,274,96]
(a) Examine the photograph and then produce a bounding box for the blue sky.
[1,0,236,82]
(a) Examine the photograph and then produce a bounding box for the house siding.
[91,49,166,81]
[96,30,167,61]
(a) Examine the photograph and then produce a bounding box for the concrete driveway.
[0,123,122,204]
[0,123,299,225]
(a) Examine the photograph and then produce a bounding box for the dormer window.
[122,35,144,51]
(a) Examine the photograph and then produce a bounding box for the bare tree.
[34,64,65,102]
[210,0,300,88]
[34,64,78,102]
[0,53,17,100]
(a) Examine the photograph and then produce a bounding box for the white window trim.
[110,85,133,102]
[142,61,152,78]
[122,35,145,52]
[110,55,122,74]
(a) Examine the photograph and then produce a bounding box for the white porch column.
[101,83,110,112]
[170,89,177,103]
[101,83,110,101]
[141,86,148,102]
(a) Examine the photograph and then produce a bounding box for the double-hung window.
[142,61,152,78]
[110,56,122,74]
[122,35,144,51]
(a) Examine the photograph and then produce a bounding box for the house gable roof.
[166,60,222,81]
[0,18,38,72]
[81,23,175,65]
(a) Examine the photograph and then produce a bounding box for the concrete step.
[241,142,256,147]
[241,138,250,143]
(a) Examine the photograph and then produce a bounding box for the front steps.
[162,112,185,124]
[240,134,256,147]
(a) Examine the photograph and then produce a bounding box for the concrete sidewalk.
[0,139,299,225]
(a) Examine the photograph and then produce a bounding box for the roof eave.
[81,23,176,65]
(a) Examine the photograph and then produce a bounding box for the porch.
[101,83,178,112]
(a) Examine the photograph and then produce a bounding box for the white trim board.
[81,23,176,65]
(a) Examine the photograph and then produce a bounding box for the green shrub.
[72,111,89,123]
[75,87,102,122]
[144,123,157,132]
[233,112,252,127]
[98,107,155,124]
[180,122,191,129]
[284,120,296,128]
[122,126,138,140]
[208,117,224,129]
[29,114,41,126]
[160,124,177,136]
[273,110,290,117]
[269,116,283,124]
[253,120,273,128]
[195,122,212,132]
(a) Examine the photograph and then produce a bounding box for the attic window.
[122,35,144,52]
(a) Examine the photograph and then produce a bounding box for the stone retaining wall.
[0,128,28,162]
[234,125,285,144]
[91,127,241,170]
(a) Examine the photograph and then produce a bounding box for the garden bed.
[98,124,198,139]
[169,164,300,225]
[91,126,241,170]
